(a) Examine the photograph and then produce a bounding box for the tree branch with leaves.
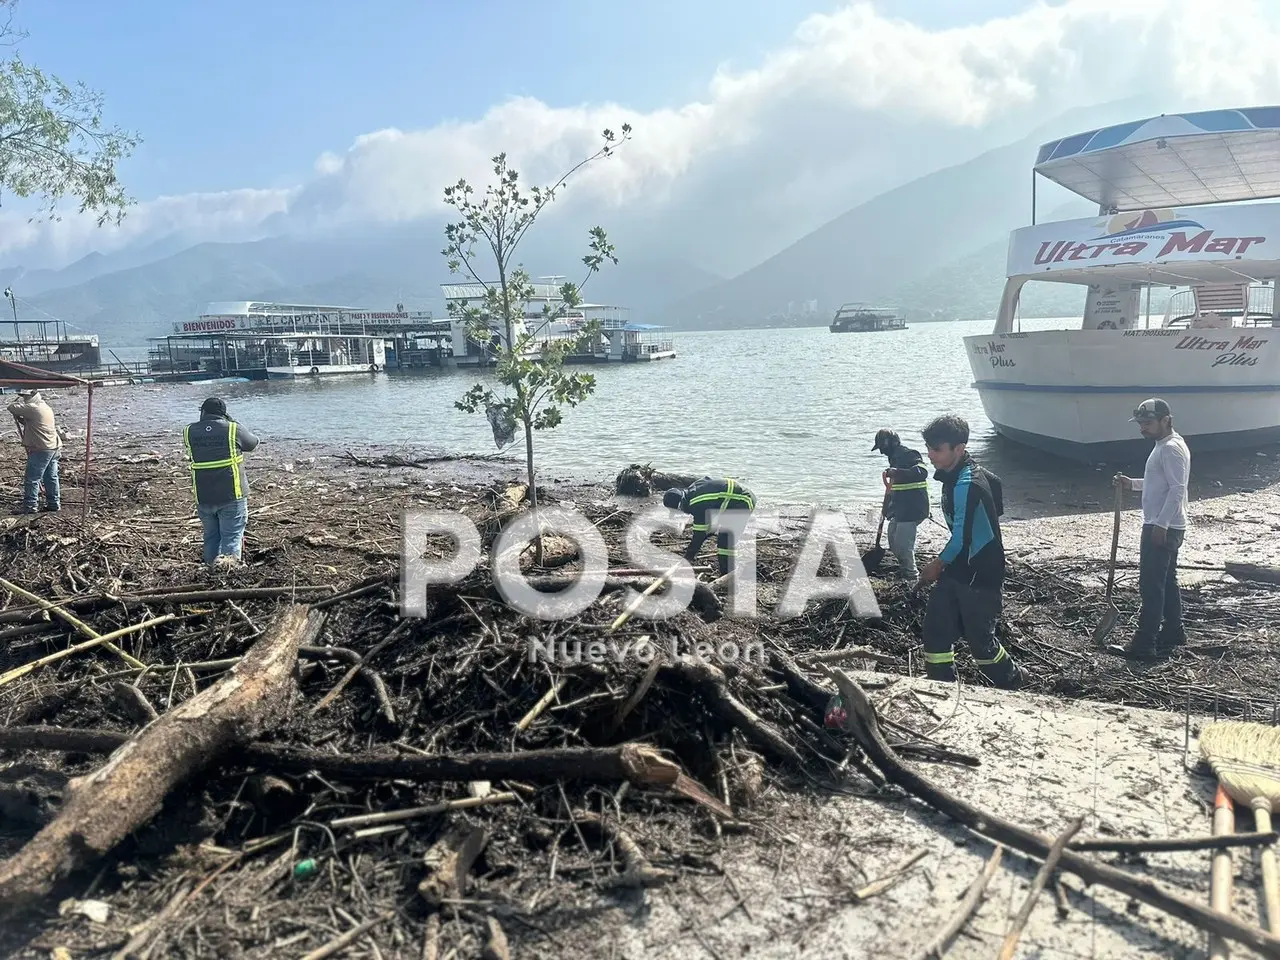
[445,124,632,564]
[0,1,140,226]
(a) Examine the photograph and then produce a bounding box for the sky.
[4,0,1280,274]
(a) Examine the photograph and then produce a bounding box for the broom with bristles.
[1200,720,1280,935]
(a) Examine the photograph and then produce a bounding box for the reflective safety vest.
[183,418,247,505]
[684,477,756,534]
[885,446,930,523]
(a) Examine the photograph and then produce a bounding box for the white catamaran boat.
[968,106,1280,462]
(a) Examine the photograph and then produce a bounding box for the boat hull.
[266,363,382,380]
[965,327,1280,463]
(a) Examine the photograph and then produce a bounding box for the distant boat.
[828,303,907,333]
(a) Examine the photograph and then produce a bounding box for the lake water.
[85,317,1125,511]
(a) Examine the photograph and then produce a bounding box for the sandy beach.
[2,400,1280,959]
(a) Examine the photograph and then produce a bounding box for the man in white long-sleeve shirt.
[1113,398,1190,659]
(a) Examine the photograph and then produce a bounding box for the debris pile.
[0,444,1279,956]
[614,463,698,497]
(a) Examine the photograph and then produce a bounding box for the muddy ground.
[0,402,1279,959]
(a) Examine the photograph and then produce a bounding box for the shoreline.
[3,429,1280,957]
[10,422,1280,586]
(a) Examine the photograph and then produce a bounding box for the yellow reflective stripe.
[716,548,735,556]
[229,422,243,499]
[891,482,928,490]
[691,523,709,532]
[924,651,954,664]
[974,645,1008,667]
[185,421,246,499]
[689,493,754,508]
[183,425,198,498]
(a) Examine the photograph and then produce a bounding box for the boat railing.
[1162,284,1277,328]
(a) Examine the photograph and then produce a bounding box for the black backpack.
[978,465,1004,518]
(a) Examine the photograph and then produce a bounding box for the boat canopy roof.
[203,301,361,316]
[1035,107,1280,209]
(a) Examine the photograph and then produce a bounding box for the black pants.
[714,504,753,577]
[922,576,1019,687]
[1135,523,1184,647]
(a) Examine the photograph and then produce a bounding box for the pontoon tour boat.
[829,303,907,333]
[968,106,1280,462]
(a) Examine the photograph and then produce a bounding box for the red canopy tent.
[0,359,95,522]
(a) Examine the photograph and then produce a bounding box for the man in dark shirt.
[872,428,930,579]
[183,397,260,569]
[664,476,756,577]
[917,414,1025,690]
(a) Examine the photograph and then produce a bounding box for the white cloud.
[6,0,1280,272]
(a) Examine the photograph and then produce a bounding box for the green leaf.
[443,126,631,485]
[0,48,140,226]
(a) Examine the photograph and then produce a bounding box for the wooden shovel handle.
[1256,800,1280,936]
[1210,785,1235,960]
[1105,483,1123,600]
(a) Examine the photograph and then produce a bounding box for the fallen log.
[820,666,1280,959]
[0,726,691,791]
[1225,561,1280,586]
[0,604,324,908]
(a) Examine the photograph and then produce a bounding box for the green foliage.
[443,125,632,497]
[0,4,140,226]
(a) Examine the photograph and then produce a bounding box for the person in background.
[1113,398,1190,659]
[916,413,1026,690]
[183,397,260,569]
[8,389,63,515]
[664,476,756,577]
[871,428,930,579]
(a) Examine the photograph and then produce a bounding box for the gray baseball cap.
[1130,398,1171,421]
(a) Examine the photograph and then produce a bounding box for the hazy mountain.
[23,225,723,346]
[663,96,1162,328]
[891,200,1095,321]
[11,95,1170,345]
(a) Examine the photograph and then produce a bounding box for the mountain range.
[3,96,1167,347]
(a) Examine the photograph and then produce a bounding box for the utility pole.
[3,287,21,362]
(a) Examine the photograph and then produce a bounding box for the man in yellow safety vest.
[183,397,260,569]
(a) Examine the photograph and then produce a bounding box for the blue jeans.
[887,519,919,578]
[197,499,248,565]
[23,450,60,511]
[1135,523,1184,646]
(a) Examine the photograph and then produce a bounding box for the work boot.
[924,661,956,682]
[1121,633,1163,661]
[1157,626,1186,653]
[997,663,1028,691]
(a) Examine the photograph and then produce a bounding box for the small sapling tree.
[444,124,631,564]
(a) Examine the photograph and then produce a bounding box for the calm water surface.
[95,318,1097,510]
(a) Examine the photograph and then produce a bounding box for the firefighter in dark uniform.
[872,428,930,579]
[917,414,1025,690]
[664,476,756,576]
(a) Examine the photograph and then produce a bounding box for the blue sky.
[3,0,1271,273]
[14,0,1035,199]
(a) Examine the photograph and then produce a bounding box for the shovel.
[861,492,890,574]
[1092,482,1124,645]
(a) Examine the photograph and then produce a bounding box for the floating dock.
[145,286,676,379]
